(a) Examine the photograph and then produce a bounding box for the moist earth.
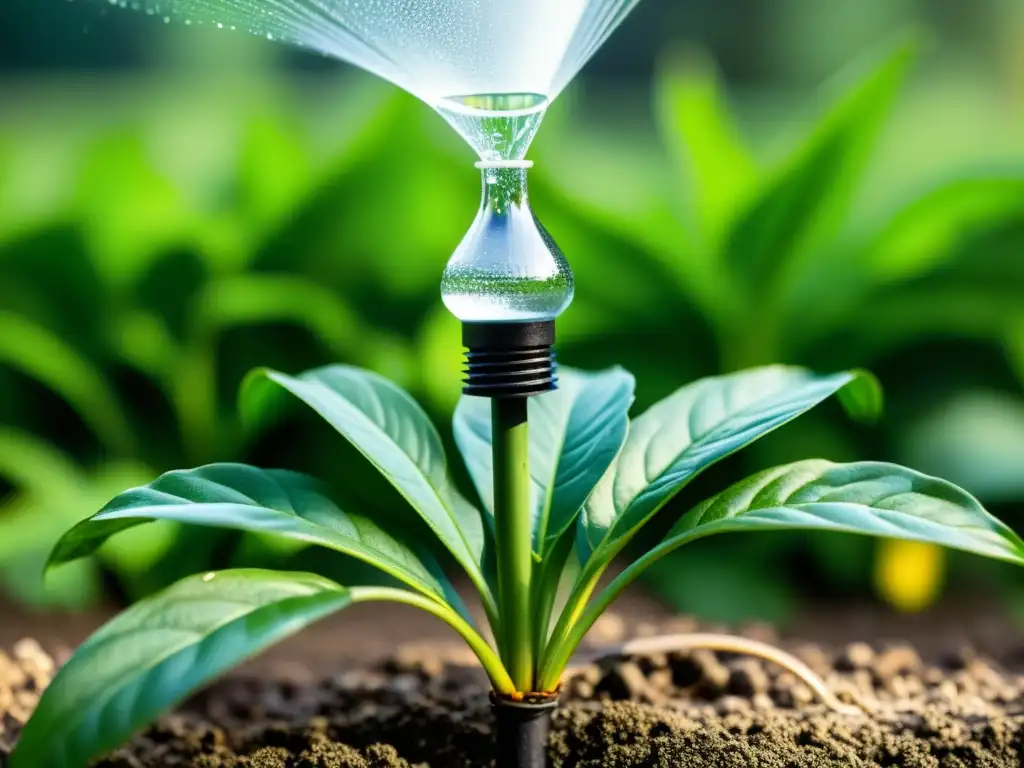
[2,619,1023,767]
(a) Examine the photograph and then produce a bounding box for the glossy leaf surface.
[48,464,459,606]
[241,366,491,597]
[541,461,1024,690]
[580,367,881,559]
[663,460,1024,564]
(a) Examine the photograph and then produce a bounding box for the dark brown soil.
[3,619,1024,767]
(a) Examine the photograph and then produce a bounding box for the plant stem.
[350,586,516,695]
[530,529,576,665]
[538,563,604,689]
[492,397,534,691]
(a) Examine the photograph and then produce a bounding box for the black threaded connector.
[462,321,557,398]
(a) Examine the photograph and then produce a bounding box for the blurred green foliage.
[0,37,1023,623]
[0,81,469,607]
[533,39,1024,622]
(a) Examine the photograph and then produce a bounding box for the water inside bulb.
[441,165,573,322]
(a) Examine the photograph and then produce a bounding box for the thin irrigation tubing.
[569,633,867,716]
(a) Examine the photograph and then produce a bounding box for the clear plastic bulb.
[441,163,574,323]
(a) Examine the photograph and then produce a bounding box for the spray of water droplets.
[97,0,642,156]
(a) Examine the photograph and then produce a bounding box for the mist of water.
[103,0,642,158]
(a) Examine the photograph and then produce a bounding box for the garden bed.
[3,610,1023,767]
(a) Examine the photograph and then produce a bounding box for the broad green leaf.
[238,115,313,234]
[663,461,1024,565]
[0,312,135,456]
[454,367,635,555]
[902,391,1024,504]
[580,367,881,560]
[75,132,192,291]
[0,427,83,501]
[723,40,916,297]
[656,48,757,247]
[571,462,1024,660]
[809,218,1024,364]
[191,274,366,360]
[240,366,492,601]
[10,570,353,768]
[48,464,462,609]
[867,173,1024,283]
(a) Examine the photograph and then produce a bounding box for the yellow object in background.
[874,539,946,612]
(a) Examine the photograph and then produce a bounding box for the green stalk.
[492,397,534,691]
[350,586,516,695]
[539,528,722,690]
[538,562,603,686]
[530,529,575,665]
[537,572,613,691]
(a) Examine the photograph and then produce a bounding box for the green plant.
[4,40,1022,617]
[12,362,1024,766]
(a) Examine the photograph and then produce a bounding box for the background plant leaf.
[656,47,758,250]
[190,274,367,362]
[0,312,134,455]
[723,39,916,300]
[866,173,1024,283]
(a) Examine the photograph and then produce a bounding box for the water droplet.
[202,572,216,582]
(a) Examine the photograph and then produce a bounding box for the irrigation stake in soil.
[493,694,560,768]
